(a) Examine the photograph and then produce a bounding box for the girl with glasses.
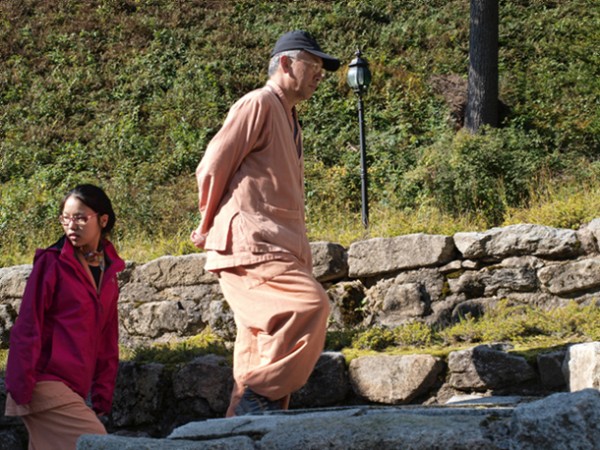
[4,184,125,449]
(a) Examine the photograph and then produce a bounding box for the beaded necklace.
[82,249,105,271]
[77,246,105,293]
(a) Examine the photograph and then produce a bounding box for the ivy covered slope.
[1,0,599,266]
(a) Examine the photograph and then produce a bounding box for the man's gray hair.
[268,49,301,77]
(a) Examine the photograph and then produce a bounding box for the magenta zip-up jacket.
[5,236,125,415]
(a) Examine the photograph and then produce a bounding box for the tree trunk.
[465,0,499,133]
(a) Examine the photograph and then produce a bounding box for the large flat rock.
[78,390,600,449]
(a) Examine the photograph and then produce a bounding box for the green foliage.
[415,126,556,226]
[122,329,230,365]
[500,1,600,155]
[0,349,7,373]
[325,329,357,351]
[503,161,600,230]
[394,321,435,347]
[439,300,600,347]
[350,321,442,351]
[352,326,396,351]
[1,0,599,265]
[344,301,600,354]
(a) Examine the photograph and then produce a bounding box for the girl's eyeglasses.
[58,213,98,226]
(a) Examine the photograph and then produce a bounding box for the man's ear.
[280,55,293,74]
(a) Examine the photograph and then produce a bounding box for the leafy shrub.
[352,326,396,351]
[394,321,435,347]
[325,330,357,351]
[0,349,7,373]
[343,301,600,354]
[417,126,554,226]
[503,161,600,230]
[438,300,600,347]
[125,329,230,365]
[349,322,436,351]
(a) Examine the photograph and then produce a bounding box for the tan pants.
[218,258,330,417]
[5,381,106,450]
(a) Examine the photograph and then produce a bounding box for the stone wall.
[5,341,600,449]
[3,220,600,348]
[3,220,600,447]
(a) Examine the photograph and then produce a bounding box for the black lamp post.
[347,49,372,228]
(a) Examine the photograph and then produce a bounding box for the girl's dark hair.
[60,184,116,235]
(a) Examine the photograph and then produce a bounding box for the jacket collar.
[47,235,126,276]
[266,80,297,118]
[265,80,299,140]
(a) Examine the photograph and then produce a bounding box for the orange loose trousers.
[218,258,330,417]
[5,381,106,450]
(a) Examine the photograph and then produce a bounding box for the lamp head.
[347,49,372,94]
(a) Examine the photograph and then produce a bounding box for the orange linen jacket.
[191,80,312,271]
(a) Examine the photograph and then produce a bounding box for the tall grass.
[3,171,600,266]
[503,162,600,230]
[1,0,599,266]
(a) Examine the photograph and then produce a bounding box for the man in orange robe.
[191,30,340,416]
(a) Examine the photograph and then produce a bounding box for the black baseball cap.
[271,30,340,72]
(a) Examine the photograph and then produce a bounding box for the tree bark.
[465,0,499,133]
